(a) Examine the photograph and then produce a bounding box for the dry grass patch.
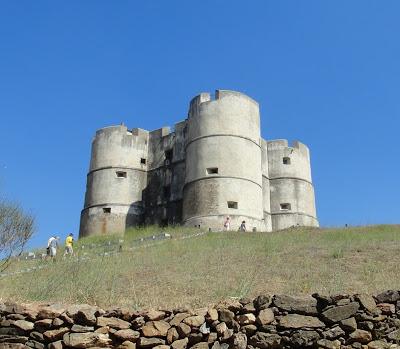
[1,225,399,309]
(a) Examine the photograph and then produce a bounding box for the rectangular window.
[116,171,127,178]
[227,201,238,209]
[280,203,291,210]
[206,167,218,175]
[140,158,146,165]
[283,157,291,165]
[103,207,111,213]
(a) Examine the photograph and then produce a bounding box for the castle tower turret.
[267,140,318,230]
[182,90,266,231]
[79,125,149,237]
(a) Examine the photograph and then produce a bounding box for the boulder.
[37,304,66,320]
[176,323,191,338]
[248,332,281,349]
[279,314,325,329]
[317,339,341,349]
[48,340,63,349]
[340,317,357,332]
[51,318,64,328]
[34,319,53,332]
[375,290,400,304]
[215,323,227,336]
[169,313,190,327]
[377,303,395,314]
[0,344,27,349]
[322,326,345,339]
[242,324,257,336]
[137,337,166,348]
[356,294,377,313]
[367,340,390,349]
[207,332,218,344]
[322,302,359,323]
[190,342,209,349]
[43,327,69,341]
[236,314,256,325]
[29,332,44,342]
[291,330,320,347]
[387,329,400,341]
[25,340,44,349]
[218,310,234,324]
[273,295,318,315]
[199,323,210,335]
[97,316,131,329]
[166,328,179,344]
[66,304,103,326]
[230,332,247,349]
[119,341,137,349]
[13,320,34,332]
[170,338,188,349]
[114,329,140,342]
[188,333,203,346]
[206,309,218,323]
[63,332,112,348]
[71,325,95,333]
[256,309,274,326]
[349,329,372,344]
[253,295,272,311]
[145,311,166,321]
[182,316,205,328]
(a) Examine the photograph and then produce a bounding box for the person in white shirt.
[223,217,231,231]
[47,236,59,259]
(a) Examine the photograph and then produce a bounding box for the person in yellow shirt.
[64,233,74,256]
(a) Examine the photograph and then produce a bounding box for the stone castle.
[79,90,318,237]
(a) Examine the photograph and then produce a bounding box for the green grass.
[1,224,399,309]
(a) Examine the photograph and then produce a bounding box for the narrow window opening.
[165,149,173,161]
[103,207,111,213]
[227,201,238,209]
[283,157,291,165]
[206,167,218,175]
[140,158,146,165]
[116,171,127,178]
[163,185,171,200]
[280,203,291,210]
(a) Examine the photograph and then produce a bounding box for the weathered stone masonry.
[79,90,319,237]
[1,291,400,348]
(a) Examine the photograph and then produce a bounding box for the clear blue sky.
[1,1,399,248]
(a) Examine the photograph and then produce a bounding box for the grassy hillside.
[1,225,399,309]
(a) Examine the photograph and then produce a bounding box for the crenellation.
[80,90,318,237]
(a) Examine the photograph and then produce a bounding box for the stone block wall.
[1,291,400,349]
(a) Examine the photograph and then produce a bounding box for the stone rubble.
[1,291,400,348]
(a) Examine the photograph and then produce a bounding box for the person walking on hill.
[223,216,231,231]
[64,233,74,256]
[47,236,59,260]
[239,220,246,232]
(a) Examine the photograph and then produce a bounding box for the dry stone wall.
[1,291,400,349]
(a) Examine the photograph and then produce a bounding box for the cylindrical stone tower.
[79,125,149,237]
[267,140,318,230]
[182,90,266,231]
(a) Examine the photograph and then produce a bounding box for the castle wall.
[261,139,272,232]
[267,140,318,230]
[143,121,186,226]
[79,126,148,237]
[182,90,265,232]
